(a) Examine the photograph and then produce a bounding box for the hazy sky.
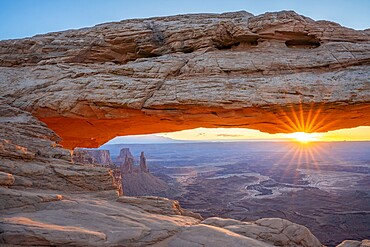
[1,0,370,40]
[104,126,370,144]
[159,126,370,142]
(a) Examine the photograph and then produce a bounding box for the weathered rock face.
[0,99,118,195]
[140,151,149,172]
[114,148,134,167]
[117,148,169,196]
[1,191,324,247]
[72,148,114,166]
[336,240,370,247]
[118,149,149,173]
[71,148,123,195]
[0,11,369,148]
[122,171,170,197]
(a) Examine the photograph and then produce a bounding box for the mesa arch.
[0,11,369,149]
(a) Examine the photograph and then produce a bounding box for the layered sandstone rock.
[0,10,369,247]
[118,149,149,173]
[202,217,322,247]
[0,100,118,194]
[122,171,170,196]
[118,148,170,196]
[336,240,370,247]
[140,151,149,172]
[114,148,135,167]
[72,148,114,166]
[0,11,368,148]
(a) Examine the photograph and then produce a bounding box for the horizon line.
[102,139,370,145]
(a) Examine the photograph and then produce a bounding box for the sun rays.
[273,102,338,144]
[285,132,321,144]
[264,103,337,179]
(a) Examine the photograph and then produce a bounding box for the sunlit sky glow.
[158,126,370,142]
[105,126,370,145]
[1,0,370,40]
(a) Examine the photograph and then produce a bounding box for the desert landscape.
[0,2,369,246]
[103,141,370,246]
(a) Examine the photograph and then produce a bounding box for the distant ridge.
[103,134,189,144]
[102,134,294,145]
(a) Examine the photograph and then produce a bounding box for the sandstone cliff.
[114,147,135,167]
[0,11,368,148]
[73,148,114,166]
[0,10,369,246]
[117,148,170,196]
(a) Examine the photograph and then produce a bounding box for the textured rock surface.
[140,151,149,172]
[156,216,324,247]
[0,99,118,193]
[336,240,370,247]
[203,217,322,247]
[72,148,114,166]
[0,11,369,148]
[1,191,325,247]
[114,147,135,167]
[122,171,170,196]
[0,194,201,246]
[0,96,328,246]
[118,148,170,196]
[0,171,14,186]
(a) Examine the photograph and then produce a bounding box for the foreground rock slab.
[1,193,324,247]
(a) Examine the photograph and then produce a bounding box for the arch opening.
[39,102,370,149]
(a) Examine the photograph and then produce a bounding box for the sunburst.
[286,132,321,144]
[272,103,338,144]
[265,103,338,179]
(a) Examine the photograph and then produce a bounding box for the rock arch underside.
[0,11,369,246]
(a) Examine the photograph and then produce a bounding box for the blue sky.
[0,0,369,40]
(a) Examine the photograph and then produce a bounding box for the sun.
[287,132,321,144]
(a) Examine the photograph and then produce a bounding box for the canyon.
[0,9,369,246]
[102,141,369,246]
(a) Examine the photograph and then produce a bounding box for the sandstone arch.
[1,10,370,247]
[0,11,369,149]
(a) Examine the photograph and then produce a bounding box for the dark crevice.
[216,42,241,50]
[285,39,321,49]
[183,47,195,53]
[135,48,161,58]
[215,38,259,50]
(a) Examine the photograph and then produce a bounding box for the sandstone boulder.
[337,240,370,247]
[202,217,322,247]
